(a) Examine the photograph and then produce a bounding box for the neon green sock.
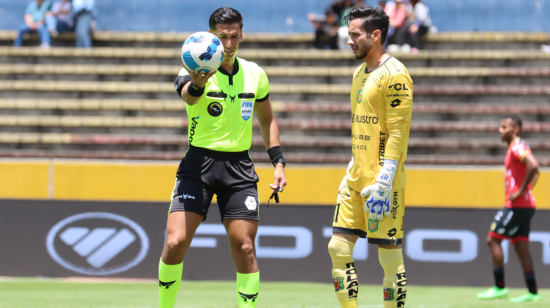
[158,259,183,308]
[237,272,260,308]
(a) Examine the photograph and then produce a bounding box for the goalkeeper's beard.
[354,42,372,60]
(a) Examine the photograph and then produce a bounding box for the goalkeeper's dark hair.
[344,6,389,42]
[209,7,243,31]
[506,115,523,133]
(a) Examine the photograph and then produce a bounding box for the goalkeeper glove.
[360,159,398,221]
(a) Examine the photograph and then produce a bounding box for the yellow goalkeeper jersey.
[346,56,413,192]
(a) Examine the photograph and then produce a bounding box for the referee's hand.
[270,164,287,193]
[183,65,217,88]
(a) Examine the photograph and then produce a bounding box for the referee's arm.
[254,96,281,150]
[175,66,217,106]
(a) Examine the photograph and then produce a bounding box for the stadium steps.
[1,99,549,116]
[1,132,549,151]
[1,30,548,49]
[2,47,549,67]
[0,80,549,97]
[0,148,548,166]
[0,115,548,133]
[2,64,550,85]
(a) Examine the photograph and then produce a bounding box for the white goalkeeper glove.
[338,157,354,194]
[360,159,398,221]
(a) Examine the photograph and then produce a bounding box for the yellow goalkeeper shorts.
[332,184,405,245]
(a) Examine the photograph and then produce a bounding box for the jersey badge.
[241,101,253,121]
[333,277,344,291]
[383,288,395,301]
[245,196,257,210]
[368,219,378,232]
[356,90,363,103]
[229,94,236,103]
[208,102,223,117]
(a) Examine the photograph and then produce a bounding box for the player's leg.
[159,178,213,308]
[330,185,366,308]
[218,182,260,308]
[369,188,406,308]
[509,209,540,302]
[478,208,512,299]
[329,233,359,308]
[225,219,260,307]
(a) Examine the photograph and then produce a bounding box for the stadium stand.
[0,31,549,165]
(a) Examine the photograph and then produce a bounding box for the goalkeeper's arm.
[360,159,398,220]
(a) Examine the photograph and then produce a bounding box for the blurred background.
[0,0,549,301]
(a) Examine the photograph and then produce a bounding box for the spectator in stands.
[308,10,339,50]
[13,0,53,48]
[407,0,432,54]
[45,0,73,37]
[384,0,409,51]
[72,0,94,48]
[378,0,387,10]
[542,43,550,53]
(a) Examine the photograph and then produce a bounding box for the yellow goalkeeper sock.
[379,248,407,308]
[328,236,358,308]
[158,259,183,308]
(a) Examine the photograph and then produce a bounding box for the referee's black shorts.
[168,145,260,222]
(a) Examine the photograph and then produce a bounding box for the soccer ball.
[181,32,224,74]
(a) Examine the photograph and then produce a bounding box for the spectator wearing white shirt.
[45,0,73,37]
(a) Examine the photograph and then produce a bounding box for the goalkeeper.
[328,6,413,308]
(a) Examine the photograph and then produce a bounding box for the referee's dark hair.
[209,7,243,31]
[506,115,523,133]
[344,6,389,42]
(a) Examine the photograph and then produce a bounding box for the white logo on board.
[46,212,149,276]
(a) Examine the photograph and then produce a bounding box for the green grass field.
[0,278,548,308]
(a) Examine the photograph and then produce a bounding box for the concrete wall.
[1,159,549,209]
[0,0,549,32]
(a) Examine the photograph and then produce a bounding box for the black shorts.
[489,207,535,244]
[168,145,260,222]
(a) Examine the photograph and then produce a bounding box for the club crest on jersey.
[368,219,378,232]
[384,287,395,301]
[333,277,344,291]
[357,90,363,103]
[241,101,253,121]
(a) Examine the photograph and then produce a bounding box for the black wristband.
[187,81,205,97]
[268,146,285,168]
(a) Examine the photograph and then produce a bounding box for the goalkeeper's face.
[347,18,378,60]
[499,118,518,143]
[210,23,243,63]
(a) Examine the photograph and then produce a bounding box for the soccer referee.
[158,7,287,308]
[329,7,412,308]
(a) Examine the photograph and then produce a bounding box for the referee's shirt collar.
[218,58,240,85]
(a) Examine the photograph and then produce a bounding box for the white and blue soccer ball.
[181,32,224,74]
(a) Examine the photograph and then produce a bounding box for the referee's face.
[347,18,373,60]
[210,23,243,63]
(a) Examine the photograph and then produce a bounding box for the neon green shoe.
[477,286,508,299]
[510,293,541,303]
